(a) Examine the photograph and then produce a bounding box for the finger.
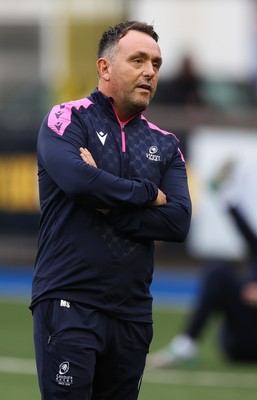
[80,147,89,155]
[79,147,97,167]
[80,153,88,162]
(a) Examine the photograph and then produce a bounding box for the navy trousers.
[33,299,153,399]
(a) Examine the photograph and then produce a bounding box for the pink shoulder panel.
[141,115,179,139]
[48,98,93,136]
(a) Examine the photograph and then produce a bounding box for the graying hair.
[97,20,159,60]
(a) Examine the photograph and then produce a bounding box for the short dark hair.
[97,21,159,59]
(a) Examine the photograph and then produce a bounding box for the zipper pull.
[121,128,126,153]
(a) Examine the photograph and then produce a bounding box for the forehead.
[116,30,161,58]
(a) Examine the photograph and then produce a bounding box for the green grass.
[141,308,257,400]
[1,300,257,399]
[0,300,40,399]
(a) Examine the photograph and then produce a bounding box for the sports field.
[1,300,257,400]
[0,267,257,400]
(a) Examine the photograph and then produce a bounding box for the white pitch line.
[144,369,257,389]
[0,357,36,375]
[1,356,257,390]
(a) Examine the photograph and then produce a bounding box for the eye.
[152,62,161,71]
[134,58,143,65]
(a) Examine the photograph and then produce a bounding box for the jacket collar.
[89,88,143,126]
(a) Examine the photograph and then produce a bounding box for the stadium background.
[1,1,257,399]
[1,0,257,267]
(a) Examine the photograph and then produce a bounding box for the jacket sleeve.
[38,112,158,209]
[106,147,192,242]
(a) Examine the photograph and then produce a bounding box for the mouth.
[137,83,152,93]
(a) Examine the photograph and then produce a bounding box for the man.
[30,21,191,399]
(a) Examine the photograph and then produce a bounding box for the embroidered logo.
[59,361,70,375]
[60,300,70,308]
[96,131,108,145]
[55,111,64,119]
[54,122,63,132]
[56,361,73,386]
[146,146,161,161]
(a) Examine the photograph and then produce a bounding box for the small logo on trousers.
[60,299,70,308]
[56,361,73,386]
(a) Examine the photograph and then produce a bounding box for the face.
[98,30,162,121]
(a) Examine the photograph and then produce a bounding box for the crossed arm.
[79,146,191,242]
[79,147,167,208]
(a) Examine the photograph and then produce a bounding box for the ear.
[97,58,111,81]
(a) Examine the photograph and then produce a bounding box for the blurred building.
[0,0,257,265]
[0,0,126,263]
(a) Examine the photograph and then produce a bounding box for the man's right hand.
[80,147,97,168]
[153,189,167,206]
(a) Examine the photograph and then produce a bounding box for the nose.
[142,61,156,78]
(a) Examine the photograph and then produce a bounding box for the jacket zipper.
[121,124,126,153]
[110,100,146,154]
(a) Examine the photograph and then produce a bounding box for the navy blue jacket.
[30,89,191,322]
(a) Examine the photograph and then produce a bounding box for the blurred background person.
[148,158,257,368]
[153,54,208,107]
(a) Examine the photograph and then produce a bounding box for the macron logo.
[96,131,108,145]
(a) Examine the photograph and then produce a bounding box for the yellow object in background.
[0,154,39,212]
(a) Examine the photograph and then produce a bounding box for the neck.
[98,86,144,122]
